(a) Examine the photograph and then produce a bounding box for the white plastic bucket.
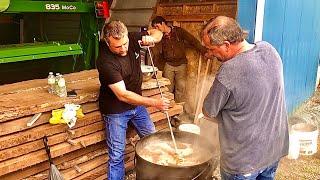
[178,124,200,135]
[287,132,300,159]
[292,123,319,155]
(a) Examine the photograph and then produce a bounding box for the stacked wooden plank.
[0,69,183,180]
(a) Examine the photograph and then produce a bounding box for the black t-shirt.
[96,32,147,114]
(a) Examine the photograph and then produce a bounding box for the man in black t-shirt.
[96,21,169,180]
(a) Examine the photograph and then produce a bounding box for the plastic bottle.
[47,72,55,94]
[54,73,61,95]
[57,74,67,97]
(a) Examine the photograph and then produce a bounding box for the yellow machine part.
[0,0,10,12]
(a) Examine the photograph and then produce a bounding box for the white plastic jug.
[62,104,80,128]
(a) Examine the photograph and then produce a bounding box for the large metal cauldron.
[135,131,217,180]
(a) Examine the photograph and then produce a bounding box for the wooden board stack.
[0,69,183,179]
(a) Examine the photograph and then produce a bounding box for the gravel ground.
[276,86,320,180]
[276,143,320,180]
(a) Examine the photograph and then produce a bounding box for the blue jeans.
[221,161,279,180]
[103,106,156,180]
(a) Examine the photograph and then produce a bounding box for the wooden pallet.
[0,69,183,179]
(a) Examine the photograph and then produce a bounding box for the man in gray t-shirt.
[201,16,289,179]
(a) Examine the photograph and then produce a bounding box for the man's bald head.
[202,16,247,46]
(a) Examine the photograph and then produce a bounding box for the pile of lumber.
[0,69,183,179]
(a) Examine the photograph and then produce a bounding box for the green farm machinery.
[0,0,111,84]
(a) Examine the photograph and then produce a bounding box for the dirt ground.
[276,142,320,180]
[276,86,320,180]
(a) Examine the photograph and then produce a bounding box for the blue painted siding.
[263,0,320,113]
[237,0,257,43]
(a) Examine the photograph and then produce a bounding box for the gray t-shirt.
[203,41,289,174]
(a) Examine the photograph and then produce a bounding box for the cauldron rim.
[135,131,216,168]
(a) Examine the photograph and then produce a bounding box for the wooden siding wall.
[263,0,320,113]
[154,1,237,114]
[156,1,237,21]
